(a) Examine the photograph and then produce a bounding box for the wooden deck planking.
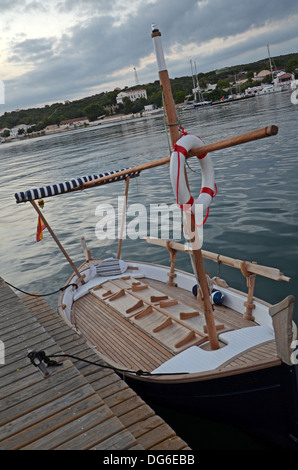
[73,276,280,374]
[89,292,177,360]
[145,277,259,331]
[222,342,279,370]
[0,278,190,450]
[74,293,174,370]
[74,298,152,367]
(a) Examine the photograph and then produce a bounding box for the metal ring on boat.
[170,134,216,221]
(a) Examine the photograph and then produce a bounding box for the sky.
[1,0,298,115]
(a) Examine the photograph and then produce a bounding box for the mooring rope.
[27,350,188,377]
[5,281,78,297]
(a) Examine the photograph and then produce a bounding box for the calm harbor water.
[1,89,298,449]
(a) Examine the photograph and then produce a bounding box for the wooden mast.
[151,25,219,349]
[151,25,180,145]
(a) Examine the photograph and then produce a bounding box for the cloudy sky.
[1,0,298,114]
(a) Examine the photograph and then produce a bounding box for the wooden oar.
[80,125,278,190]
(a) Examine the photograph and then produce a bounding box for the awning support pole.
[30,200,85,284]
[117,176,130,259]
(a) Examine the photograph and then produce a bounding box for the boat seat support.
[166,240,178,286]
[241,261,257,321]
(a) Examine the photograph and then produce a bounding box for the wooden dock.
[0,277,190,450]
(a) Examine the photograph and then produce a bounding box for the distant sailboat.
[256,45,294,95]
[183,60,212,109]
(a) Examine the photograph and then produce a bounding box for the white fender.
[170,134,216,217]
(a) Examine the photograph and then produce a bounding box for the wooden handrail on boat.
[144,236,291,320]
[144,237,291,283]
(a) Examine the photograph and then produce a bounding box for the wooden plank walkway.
[0,277,190,451]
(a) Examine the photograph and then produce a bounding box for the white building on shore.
[60,117,89,128]
[116,89,147,105]
[10,124,33,138]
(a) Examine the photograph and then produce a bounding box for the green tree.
[84,103,103,121]
[199,78,207,90]
[123,97,134,114]
[174,90,186,104]
[217,79,230,89]
[286,58,298,74]
[131,97,147,113]
[149,90,162,108]
[262,74,272,84]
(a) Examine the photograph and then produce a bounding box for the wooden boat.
[14,25,298,448]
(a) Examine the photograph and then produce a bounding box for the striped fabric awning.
[14,168,140,203]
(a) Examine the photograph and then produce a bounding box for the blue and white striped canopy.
[14,168,140,203]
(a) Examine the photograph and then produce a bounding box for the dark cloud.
[1,0,298,113]
[8,38,56,64]
[56,0,118,15]
[0,0,47,13]
[0,0,23,11]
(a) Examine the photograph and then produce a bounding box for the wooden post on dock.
[151,25,219,350]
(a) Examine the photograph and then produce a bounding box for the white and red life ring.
[170,133,216,224]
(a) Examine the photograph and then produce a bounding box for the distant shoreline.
[0,109,164,144]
